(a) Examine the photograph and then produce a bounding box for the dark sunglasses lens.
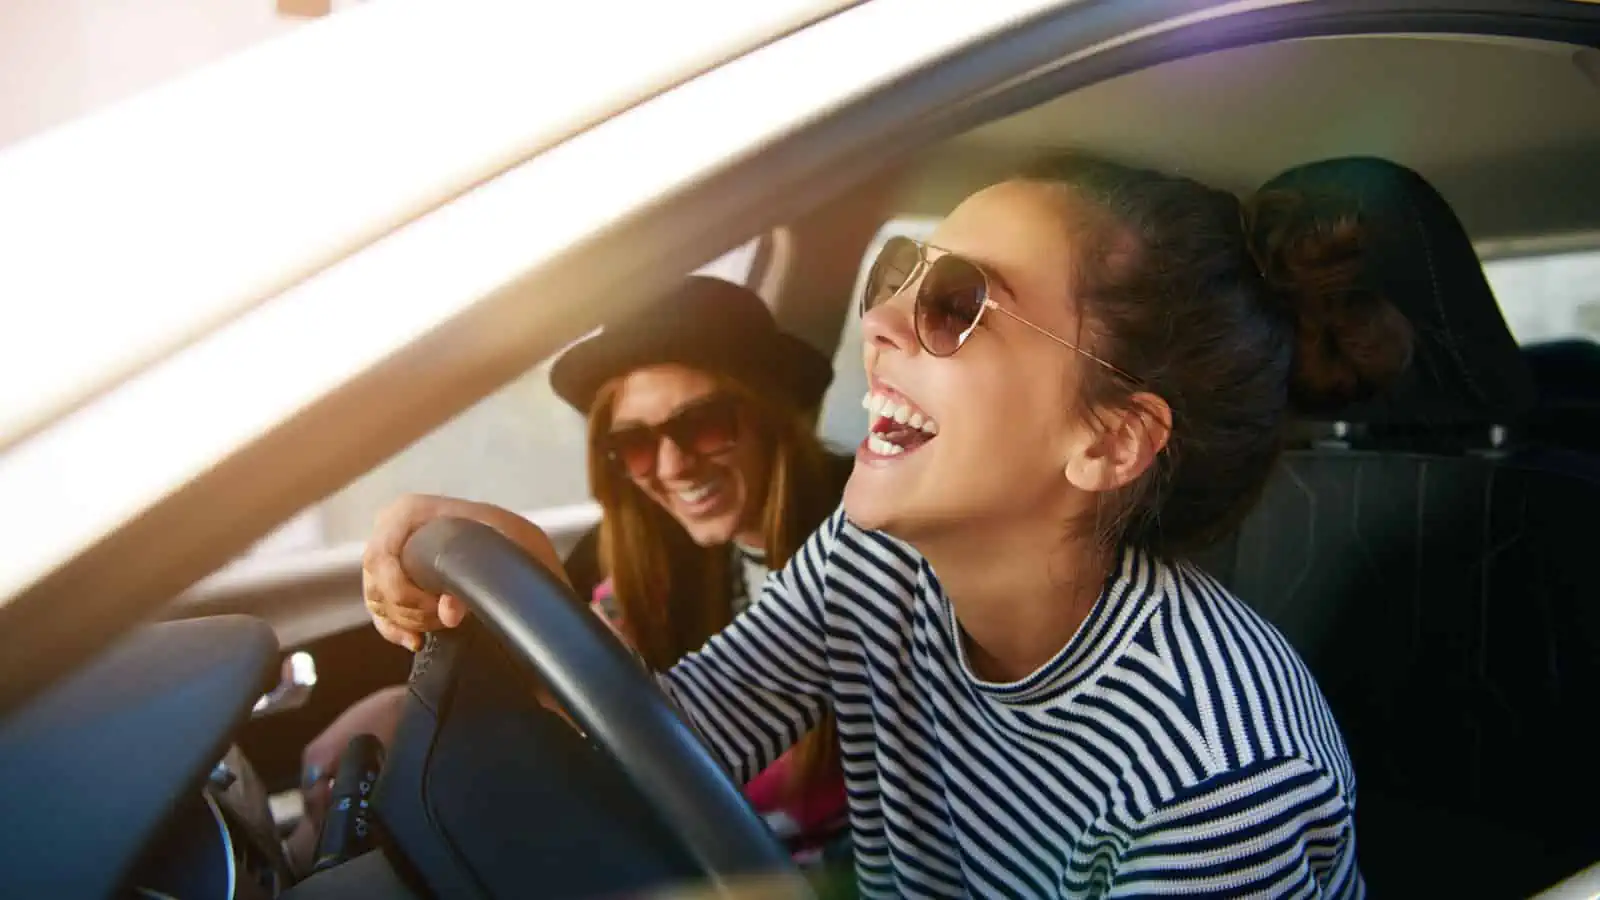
[666,398,739,457]
[862,236,922,314]
[606,427,658,476]
[916,254,988,356]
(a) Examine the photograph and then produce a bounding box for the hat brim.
[551,326,835,417]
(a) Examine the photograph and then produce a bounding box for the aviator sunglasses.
[603,394,741,477]
[860,235,1136,382]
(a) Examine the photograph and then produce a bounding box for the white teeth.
[861,390,941,435]
[867,435,904,456]
[676,482,716,503]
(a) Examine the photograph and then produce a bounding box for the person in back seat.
[300,278,853,876]
[367,155,1414,898]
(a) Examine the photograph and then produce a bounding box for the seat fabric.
[1193,157,1600,898]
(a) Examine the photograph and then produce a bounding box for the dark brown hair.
[1015,154,1413,556]
[588,371,842,797]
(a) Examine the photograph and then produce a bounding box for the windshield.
[0,0,849,449]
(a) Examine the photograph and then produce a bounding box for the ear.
[1063,393,1173,493]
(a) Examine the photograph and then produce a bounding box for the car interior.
[1189,155,1600,899]
[4,10,1600,900]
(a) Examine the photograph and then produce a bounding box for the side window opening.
[1481,246,1600,346]
[247,240,763,557]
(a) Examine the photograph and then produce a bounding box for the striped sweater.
[660,509,1363,898]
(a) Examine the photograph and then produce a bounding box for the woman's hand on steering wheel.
[363,494,571,652]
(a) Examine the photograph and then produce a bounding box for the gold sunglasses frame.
[865,236,1137,383]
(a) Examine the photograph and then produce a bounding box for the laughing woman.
[357,277,853,868]
[364,156,1413,898]
[558,276,853,868]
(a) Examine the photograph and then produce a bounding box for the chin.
[845,471,967,548]
[842,477,901,535]
[680,517,739,548]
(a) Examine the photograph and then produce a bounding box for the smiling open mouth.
[861,390,939,457]
[671,476,726,509]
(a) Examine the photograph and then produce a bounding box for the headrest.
[1523,338,1600,405]
[1260,157,1536,428]
[1520,339,1600,455]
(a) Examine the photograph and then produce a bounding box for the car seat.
[1523,337,1600,455]
[1194,157,1600,898]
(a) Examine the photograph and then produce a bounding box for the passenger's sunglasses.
[861,235,1136,381]
[603,395,741,477]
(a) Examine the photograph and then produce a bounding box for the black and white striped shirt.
[662,509,1363,898]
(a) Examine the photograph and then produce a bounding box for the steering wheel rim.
[400,517,810,897]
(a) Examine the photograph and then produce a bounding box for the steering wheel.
[375,517,810,899]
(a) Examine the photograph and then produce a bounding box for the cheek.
[933,358,1013,433]
[939,356,1072,460]
[631,474,669,509]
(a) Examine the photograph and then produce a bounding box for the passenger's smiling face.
[606,364,771,547]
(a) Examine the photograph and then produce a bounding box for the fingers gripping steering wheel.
[391,518,811,898]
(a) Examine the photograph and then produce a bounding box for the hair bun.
[1245,191,1414,416]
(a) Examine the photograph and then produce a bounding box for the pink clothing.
[742,747,849,860]
[592,579,847,860]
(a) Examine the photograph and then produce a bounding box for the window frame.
[1480,243,1600,347]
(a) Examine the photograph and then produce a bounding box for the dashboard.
[0,615,284,899]
[0,603,714,900]
[123,746,293,900]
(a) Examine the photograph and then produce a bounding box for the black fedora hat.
[550,276,835,416]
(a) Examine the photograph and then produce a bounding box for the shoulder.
[1173,558,1337,721]
[1132,755,1350,833]
[826,509,924,583]
[777,506,925,615]
[1108,555,1355,793]
[1091,754,1359,895]
[1068,725,1359,894]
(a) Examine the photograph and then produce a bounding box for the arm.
[657,509,845,784]
[362,493,837,783]
[1071,757,1360,899]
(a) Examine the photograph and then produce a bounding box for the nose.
[861,286,919,355]
[655,435,696,481]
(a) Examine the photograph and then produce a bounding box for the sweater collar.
[939,544,1170,705]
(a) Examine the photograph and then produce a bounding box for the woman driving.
[300,278,851,872]
[552,275,852,868]
[363,155,1413,898]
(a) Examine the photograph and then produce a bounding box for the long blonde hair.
[588,371,843,795]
